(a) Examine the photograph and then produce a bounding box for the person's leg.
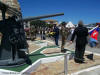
[74,44,83,63]
[41,34,42,40]
[76,43,86,63]
[61,37,65,51]
[42,34,44,40]
[44,34,46,40]
[43,34,45,40]
[79,45,85,62]
[54,37,56,45]
[74,47,80,63]
[81,44,86,60]
[55,36,59,46]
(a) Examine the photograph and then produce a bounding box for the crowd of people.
[25,21,100,63]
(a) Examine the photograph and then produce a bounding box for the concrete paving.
[78,68,100,75]
[47,38,100,75]
[37,34,100,75]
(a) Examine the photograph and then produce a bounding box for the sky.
[18,0,100,24]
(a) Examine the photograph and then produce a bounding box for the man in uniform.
[70,21,88,63]
[61,22,70,52]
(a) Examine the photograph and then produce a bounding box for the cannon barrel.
[0,1,64,21]
[20,13,64,22]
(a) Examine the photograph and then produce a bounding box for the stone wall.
[0,0,20,20]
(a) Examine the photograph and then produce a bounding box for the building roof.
[44,19,58,22]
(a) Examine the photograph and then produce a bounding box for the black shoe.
[75,60,84,63]
[61,50,64,53]
[79,61,85,64]
[56,45,59,46]
[74,58,85,64]
[86,54,94,60]
[61,49,66,53]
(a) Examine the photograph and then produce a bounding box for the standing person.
[40,27,46,40]
[40,27,43,40]
[88,25,100,60]
[70,21,88,63]
[61,22,70,52]
[53,24,59,46]
[43,27,46,40]
[30,25,36,41]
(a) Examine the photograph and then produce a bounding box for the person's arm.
[71,29,76,41]
[60,26,63,35]
[70,29,76,44]
[86,28,89,36]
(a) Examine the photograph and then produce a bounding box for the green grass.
[0,45,74,72]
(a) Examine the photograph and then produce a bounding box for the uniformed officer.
[61,22,70,52]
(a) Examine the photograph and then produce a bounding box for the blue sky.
[18,0,100,24]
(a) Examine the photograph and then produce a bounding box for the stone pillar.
[27,21,30,29]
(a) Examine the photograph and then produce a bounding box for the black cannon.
[0,1,64,67]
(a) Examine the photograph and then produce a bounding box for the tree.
[30,20,46,27]
[60,21,67,25]
[45,23,54,28]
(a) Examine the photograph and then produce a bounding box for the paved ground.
[35,34,100,75]
[78,68,100,75]
[84,31,100,75]
[37,35,100,75]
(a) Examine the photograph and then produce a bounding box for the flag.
[89,26,100,40]
[89,26,100,47]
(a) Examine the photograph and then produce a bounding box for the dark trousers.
[55,36,59,46]
[41,34,46,40]
[74,43,86,62]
